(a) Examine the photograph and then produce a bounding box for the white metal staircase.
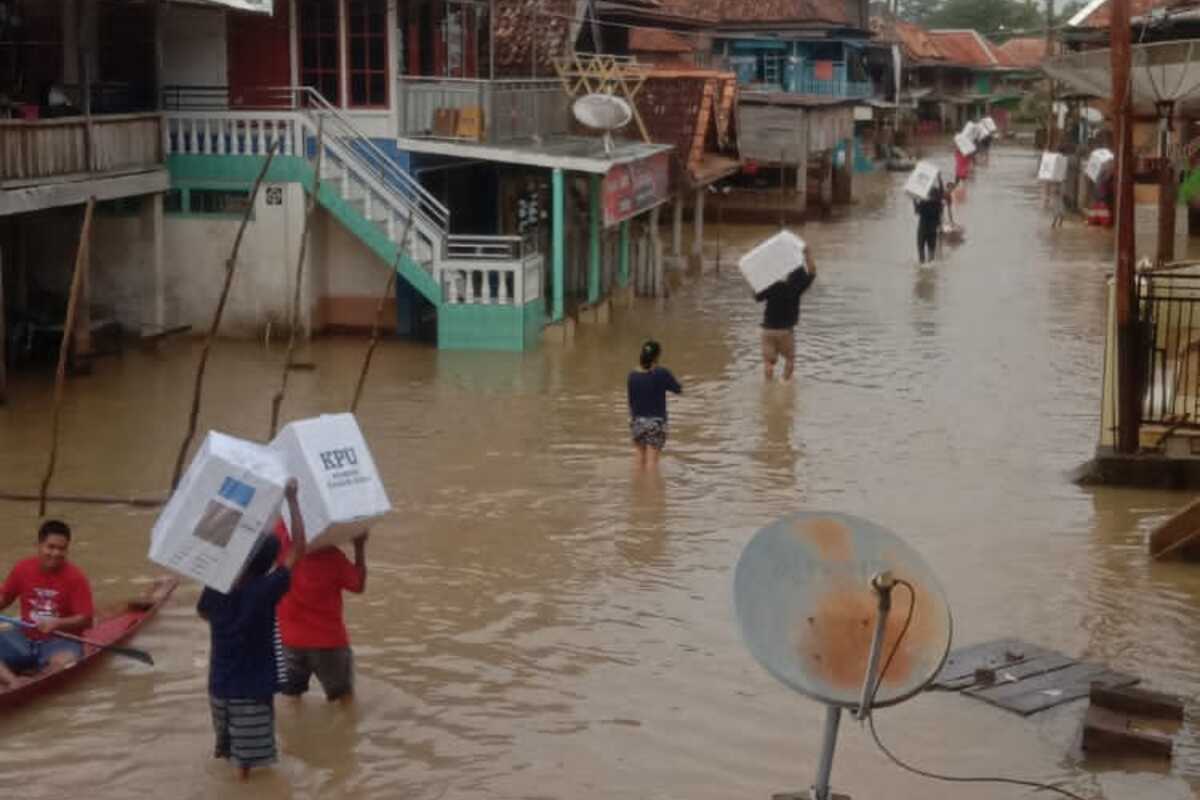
[163,86,543,309]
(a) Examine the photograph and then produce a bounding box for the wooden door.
[228,0,292,108]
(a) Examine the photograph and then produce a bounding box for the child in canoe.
[198,478,307,779]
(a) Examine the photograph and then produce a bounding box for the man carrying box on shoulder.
[274,519,368,703]
[0,520,94,687]
[755,250,817,383]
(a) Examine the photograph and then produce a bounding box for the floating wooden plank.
[1083,705,1175,758]
[932,638,1055,690]
[1149,495,1200,559]
[1090,684,1185,721]
[964,662,1139,716]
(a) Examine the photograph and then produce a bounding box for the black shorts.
[280,646,355,701]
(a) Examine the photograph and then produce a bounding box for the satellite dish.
[733,511,952,799]
[573,93,633,154]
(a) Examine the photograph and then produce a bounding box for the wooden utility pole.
[1045,0,1057,150]
[1112,0,1139,454]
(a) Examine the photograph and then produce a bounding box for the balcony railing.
[440,235,543,305]
[0,112,164,182]
[397,77,569,145]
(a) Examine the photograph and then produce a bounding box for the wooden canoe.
[0,576,177,710]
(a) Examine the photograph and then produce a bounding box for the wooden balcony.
[0,113,169,215]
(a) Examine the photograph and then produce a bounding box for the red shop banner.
[602,152,670,228]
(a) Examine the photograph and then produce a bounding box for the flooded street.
[4,146,1200,799]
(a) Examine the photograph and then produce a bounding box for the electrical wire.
[865,578,1096,800]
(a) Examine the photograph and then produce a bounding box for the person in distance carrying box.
[755,249,818,382]
[198,478,308,780]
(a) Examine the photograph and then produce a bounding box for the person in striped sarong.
[198,479,308,779]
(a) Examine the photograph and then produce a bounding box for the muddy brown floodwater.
[3,147,1200,799]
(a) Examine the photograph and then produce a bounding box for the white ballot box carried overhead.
[149,431,288,593]
[904,160,942,200]
[1038,152,1069,183]
[955,131,977,156]
[737,230,808,295]
[1086,148,1115,183]
[270,413,392,548]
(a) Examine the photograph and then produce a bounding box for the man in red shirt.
[0,519,94,687]
[274,520,367,702]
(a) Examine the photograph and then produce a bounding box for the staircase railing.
[280,86,450,238]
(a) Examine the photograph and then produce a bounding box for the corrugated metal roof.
[1071,0,1185,28]
[927,29,999,68]
[995,37,1047,69]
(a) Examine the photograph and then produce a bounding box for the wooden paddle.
[0,615,154,666]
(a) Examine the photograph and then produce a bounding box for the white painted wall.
[162,182,308,336]
[22,188,390,339]
[162,5,228,88]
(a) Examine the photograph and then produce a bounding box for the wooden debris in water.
[1149,495,1200,560]
[1082,684,1184,759]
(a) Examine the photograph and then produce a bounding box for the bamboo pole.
[39,198,95,517]
[269,117,324,440]
[1,491,164,508]
[350,216,415,414]
[170,139,280,491]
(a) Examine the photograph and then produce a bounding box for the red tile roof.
[493,0,575,77]
[629,26,695,53]
[719,0,851,25]
[927,29,1000,68]
[995,37,1047,69]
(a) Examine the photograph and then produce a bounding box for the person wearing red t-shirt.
[274,518,367,702]
[0,519,94,687]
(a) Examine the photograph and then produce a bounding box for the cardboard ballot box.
[270,413,392,547]
[149,432,288,593]
[737,230,808,295]
[904,160,942,200]
[1086,148,1115,183]
[1038,152,1069,183]
[955,131,977,156]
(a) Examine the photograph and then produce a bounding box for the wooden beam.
[1090,684,1185,721]
[0,169,170,216]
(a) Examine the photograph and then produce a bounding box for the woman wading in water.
[627,340,682,470]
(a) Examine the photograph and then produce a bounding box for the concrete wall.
[162,5,228,88]
[160,181,308,337]
[312,209,394,330]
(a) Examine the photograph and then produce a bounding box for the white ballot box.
[737,230,808,295]
[1086,148,1115,183]
[149,432,288,593]
[1038,152,1069,183]
[904,160,942,200]
[270,413,392,547]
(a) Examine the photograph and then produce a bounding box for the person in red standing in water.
[274,516,368,703]
[0,520,94,688]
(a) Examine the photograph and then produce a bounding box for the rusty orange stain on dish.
[793,573,944,694]
[794,517,855,562]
